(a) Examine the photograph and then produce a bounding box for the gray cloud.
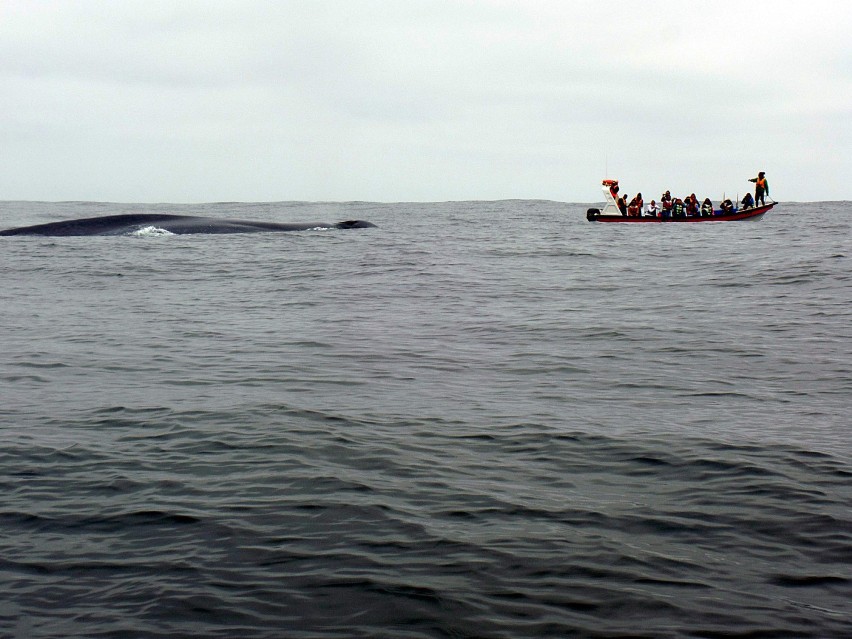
[1,0,850,201]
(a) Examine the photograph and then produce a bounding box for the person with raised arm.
[748,172,769,206]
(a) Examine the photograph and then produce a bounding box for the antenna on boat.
[605,153,608,179]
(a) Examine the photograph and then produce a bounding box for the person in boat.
[627,195,640,217]
[741,192,755,209]
[617,193,628,216]
[719,198,734,214]
[672,197,686,218]
[609,180,620,200]
[748,172,769,206]
[686,194,699,217]
[646,199,660,217]
[701,197,713,216]
[661,191,673,219]
[635,193,644,217]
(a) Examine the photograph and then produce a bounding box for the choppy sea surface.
[1,199,850,638]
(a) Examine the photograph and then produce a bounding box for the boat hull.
[587,202,774,223]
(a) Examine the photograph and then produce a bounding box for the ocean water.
[1,199,850,638]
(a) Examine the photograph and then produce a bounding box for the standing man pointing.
[749,172,769,206]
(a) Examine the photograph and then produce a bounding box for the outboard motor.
[586,208,600,221]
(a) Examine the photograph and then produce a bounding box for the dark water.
[1,200,850,638]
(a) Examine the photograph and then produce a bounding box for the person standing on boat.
[617,193,628,216]
[609,180,620,200]
[635,193,644,217]
[748,172,769,206]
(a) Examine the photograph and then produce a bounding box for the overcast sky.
[2,0,850,202]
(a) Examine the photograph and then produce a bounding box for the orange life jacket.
[756,178,766,189]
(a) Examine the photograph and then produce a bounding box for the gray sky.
[2,0,850,202]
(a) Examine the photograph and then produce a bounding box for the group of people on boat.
[611,172,769,219]
[615,190,718,218]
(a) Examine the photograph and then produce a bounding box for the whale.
[0,213,377,237]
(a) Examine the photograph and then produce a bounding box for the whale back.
[0,213,377,236]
